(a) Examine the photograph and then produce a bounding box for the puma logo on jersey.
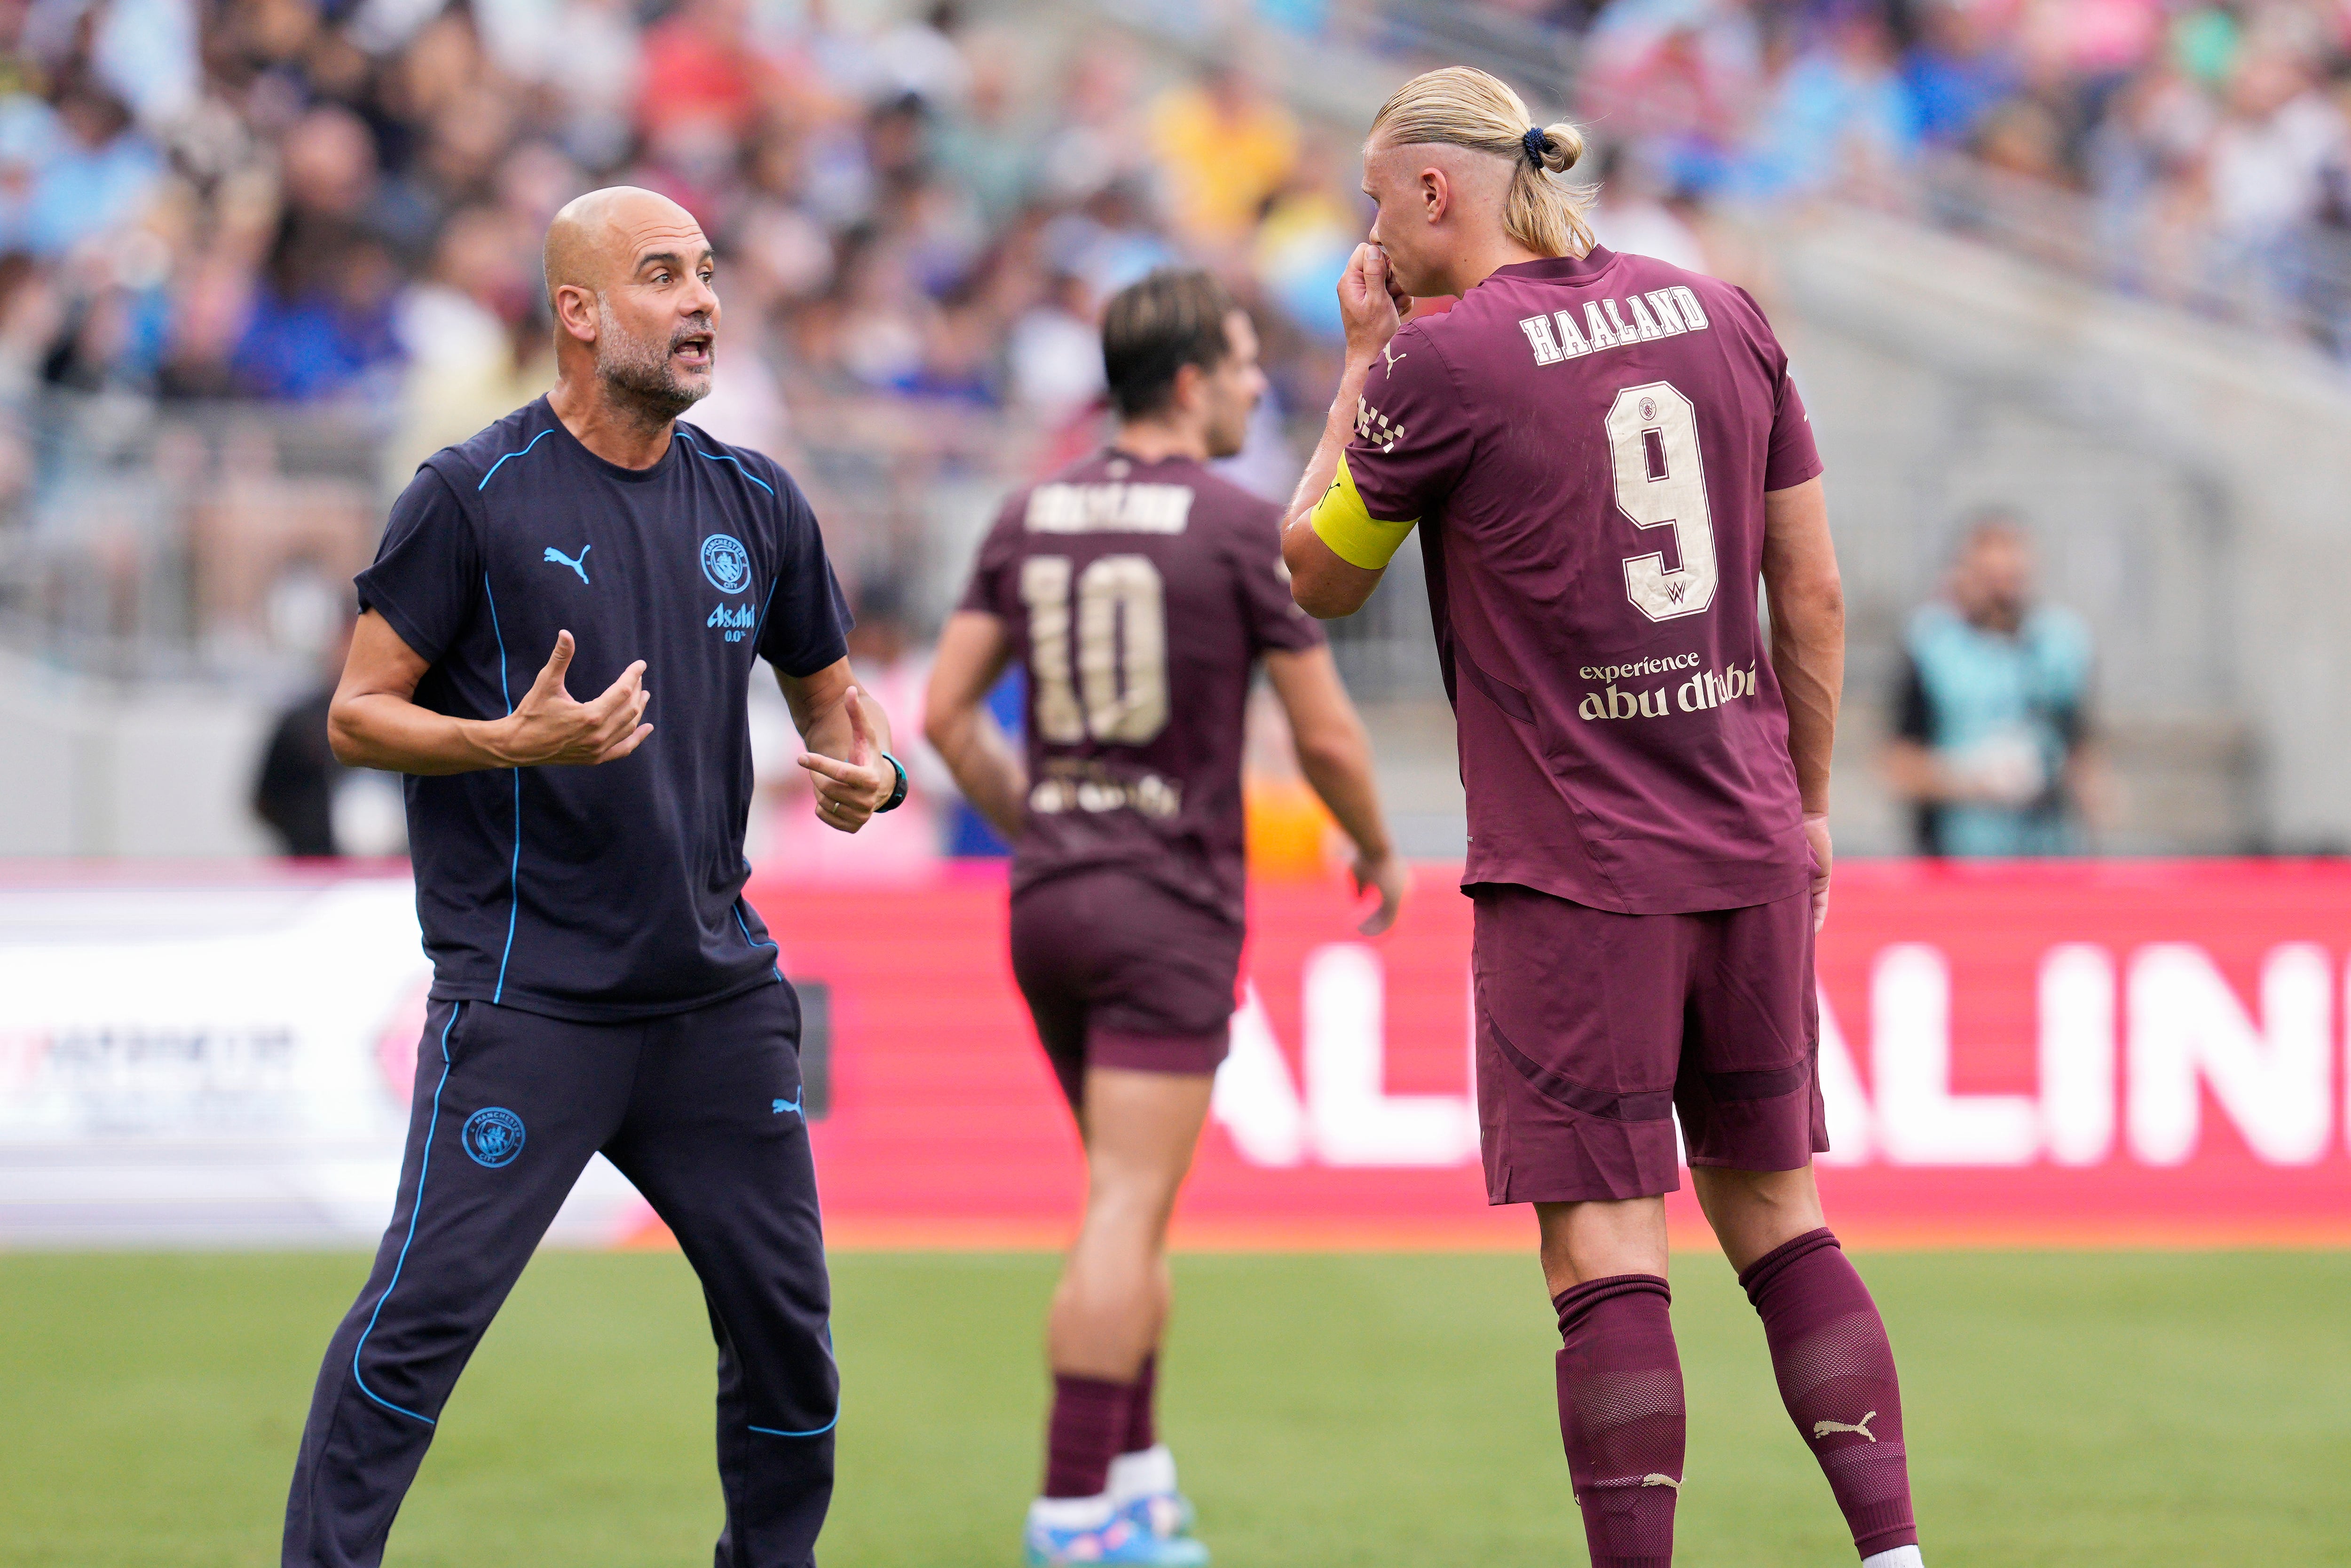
[543,544,591,584]
[1381,341,1407,375]
[1517,286,1712,366]
[1813,1411,1878,1443]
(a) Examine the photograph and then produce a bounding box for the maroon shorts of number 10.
[1472,882,1829,1205]
[1009,868,1245,1111]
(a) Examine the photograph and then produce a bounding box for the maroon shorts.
[1008,868,1243,1111]
[1471,882,1827,1205]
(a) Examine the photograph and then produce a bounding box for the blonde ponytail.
[1367,67,1594,259]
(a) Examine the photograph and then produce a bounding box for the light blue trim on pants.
[351,1004,462,1426]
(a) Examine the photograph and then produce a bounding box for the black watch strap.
[876,752,909,812]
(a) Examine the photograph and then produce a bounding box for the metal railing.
[0,384,1049,686]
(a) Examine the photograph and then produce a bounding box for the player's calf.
[1554,1273,1684,1568]
[1738,1228,1921,1565]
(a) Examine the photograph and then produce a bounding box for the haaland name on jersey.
[1516,284,1713,366]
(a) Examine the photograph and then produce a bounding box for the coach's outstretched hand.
[798,686,893,834]
[1353,848,1408,937]
[1337,243,1405,367]
[493,630,653,767]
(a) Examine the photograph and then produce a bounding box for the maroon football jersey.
[1343,247,1823,915]
[959,448,1325,923]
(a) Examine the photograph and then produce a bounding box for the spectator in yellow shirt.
[1149,66,1300,244]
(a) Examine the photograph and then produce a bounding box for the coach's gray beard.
[595,298,710,424]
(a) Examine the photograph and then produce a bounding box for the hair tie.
[1521,126,1548,165]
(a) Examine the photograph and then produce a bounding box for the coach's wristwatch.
[876,752,908,813]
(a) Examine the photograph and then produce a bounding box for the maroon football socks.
[1739,1228,1920,1559]
[1123,1352,1158,1456]
[1042,1372,1133,1499]
[1553,1274,1685,1568]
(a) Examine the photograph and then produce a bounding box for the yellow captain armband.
[1308,454,1418,570]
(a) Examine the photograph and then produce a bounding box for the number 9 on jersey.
[1608,380,1719,622]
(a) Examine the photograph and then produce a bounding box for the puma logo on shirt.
[543,544,591,583]
[1812,1411,1878,1442]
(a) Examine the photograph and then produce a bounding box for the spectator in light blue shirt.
[1885,512,2103,857]
[1737,11,1918,197]
[0,79,163,259]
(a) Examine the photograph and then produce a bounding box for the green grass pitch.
[3,1248,2347,1566]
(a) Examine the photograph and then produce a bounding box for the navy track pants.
[282,982,836,1568]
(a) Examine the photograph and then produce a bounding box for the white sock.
[1107,1444,1177,1501]
[1027,1493,1115,1531]
[1862,1548,1924,1568]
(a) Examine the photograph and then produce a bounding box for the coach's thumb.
[535,630,576,697]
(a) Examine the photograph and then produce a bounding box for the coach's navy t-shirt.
[356,396,851,1021]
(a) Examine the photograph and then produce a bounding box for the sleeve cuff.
[775,635,851,680]
[354,579,447,668]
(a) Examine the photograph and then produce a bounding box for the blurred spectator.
[250,606,404,859]
[1579,0,1763,158]
[1900,0,2018,149]
[1735,11,1917,197]
[1148,63,1298,247]
[1006,269,1104,417]
[391,202,548,470]
[2203,48,2346,310]
[3,75,162,258]
[1253,134,1363,335]
[1046,178,1178,302]
[252,681,342,857]
[230,224,404,401]
[1884,514,2102,857]
[1585,142,1711,271]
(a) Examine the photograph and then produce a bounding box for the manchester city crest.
[701,533,751,593]
[461,1106,526,1168]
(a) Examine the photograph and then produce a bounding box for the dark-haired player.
[928,268,1404,1567]
[1282,68,1925,1568]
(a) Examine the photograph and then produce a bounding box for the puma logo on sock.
[1579,1472,1684,1499]
[1812,1410,1878,1442]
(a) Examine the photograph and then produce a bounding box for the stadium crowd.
[0,0,1381,532]
[4,0,2348,523]
[1484,0,2351,348]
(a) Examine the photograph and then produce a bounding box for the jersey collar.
[539,394,686,484]
[1483,245,1618,287]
